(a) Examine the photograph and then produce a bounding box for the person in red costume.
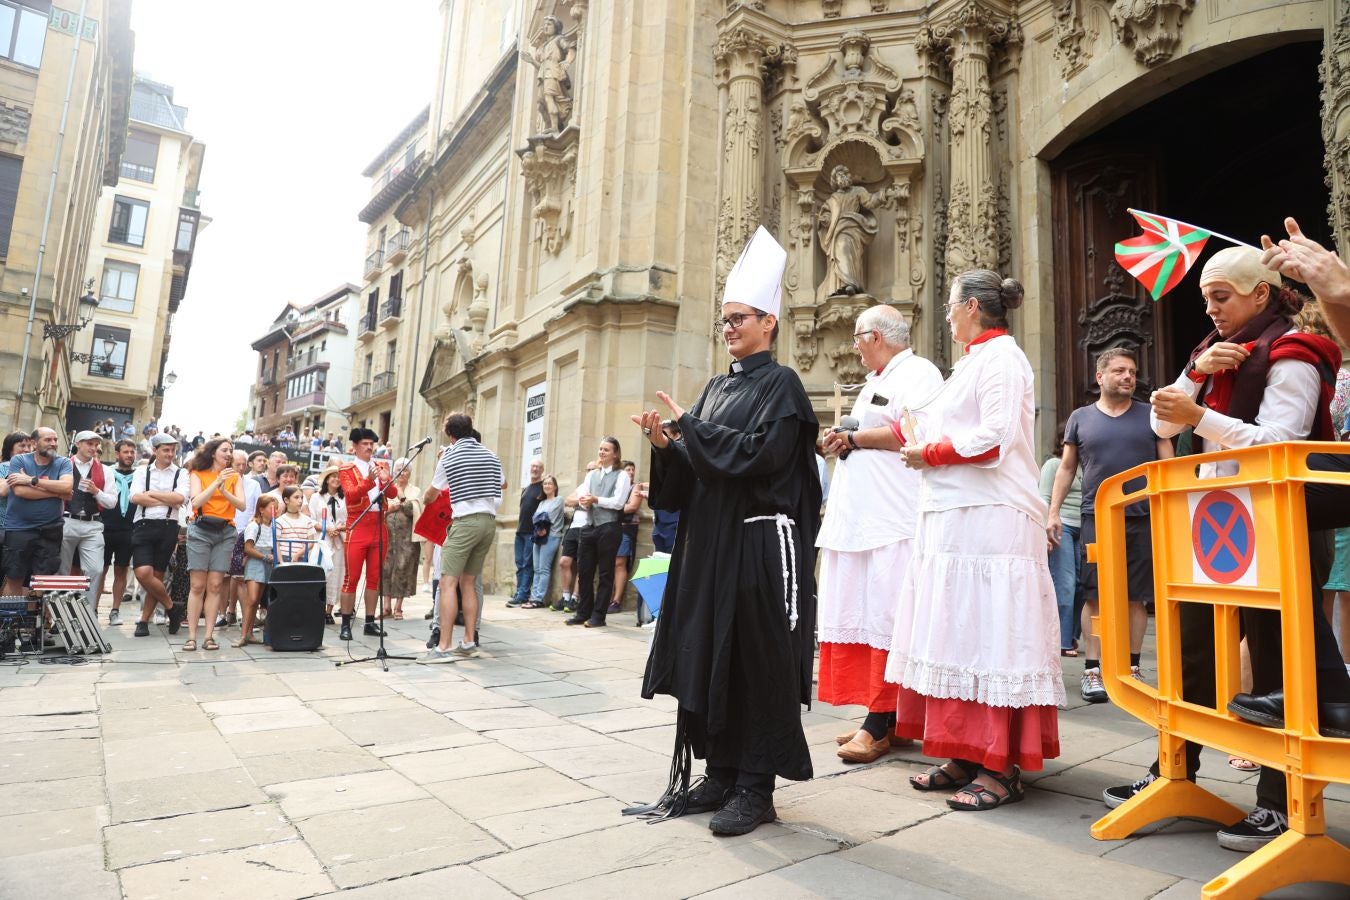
[337,427,399,641]
[885,268,1064,813]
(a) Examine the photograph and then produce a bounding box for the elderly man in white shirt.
[818,305,942,763]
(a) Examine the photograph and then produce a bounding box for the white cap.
[722,226,786,318]
[73,430,101,443]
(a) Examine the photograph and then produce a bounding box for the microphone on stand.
[410,436,433,451]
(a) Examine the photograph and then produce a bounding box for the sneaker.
[563,598,578,613]
[426,626,441,649]
[133,621,150,637]
[708,786,777,836]
[1102,771,1156,809]
[417,647,459,665]
[167,604,185,635]
[1081,668,1108,703]
[1217,807,1288,852]
[607,602,621,614]
[684,775,734,814]
[1130,665,1143,680]
[152,607,167,626]
[108,609,121,626]
[122,591,133,605]
[505,598,525,608]
[452,642,483,659]
[214,615,228,628]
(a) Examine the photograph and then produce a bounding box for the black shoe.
[324,613,335,625]
[564,616,586,626]
[339,623,353,641]
[583,618,607,628]
[167,603,185,635]
[708,786,776,836]
[1102,772,1157,809]
[563,599,578,613]
[427,627,440,649]
[1217,807,1288,852]
[505,598,525,608]
[683,776,733,815]
[363,621,385,637]
[1227,690,1350,738]
[133,621,150,637]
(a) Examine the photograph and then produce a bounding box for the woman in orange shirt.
[184,439,246,651]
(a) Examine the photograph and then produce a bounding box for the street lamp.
[45,280,98,344]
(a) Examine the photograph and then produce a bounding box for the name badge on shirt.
[870,393,890,407]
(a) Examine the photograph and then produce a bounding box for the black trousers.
[574,521,621,623]
[1150,450,1350,813]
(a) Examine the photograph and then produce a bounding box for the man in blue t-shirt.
[0,427,76,593]
[1046,348,1174,703]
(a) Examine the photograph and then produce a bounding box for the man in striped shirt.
[419,413,503,663]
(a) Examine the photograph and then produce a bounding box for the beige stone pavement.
[1,590,1348,899]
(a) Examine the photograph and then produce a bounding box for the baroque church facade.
[382,0,1348,589]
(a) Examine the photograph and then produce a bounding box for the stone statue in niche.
[522,16,575,134]
[816,164,898,301]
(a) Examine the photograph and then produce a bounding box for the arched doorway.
[1048,41,1329,425]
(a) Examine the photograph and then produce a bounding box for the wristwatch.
[29,475,39,486]
[1184,360,1206,384]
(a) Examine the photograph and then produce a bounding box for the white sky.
[130,0,439,434]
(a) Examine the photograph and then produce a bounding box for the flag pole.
[1127,208,1260,252]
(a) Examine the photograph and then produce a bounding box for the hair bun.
[999,277,1025,310]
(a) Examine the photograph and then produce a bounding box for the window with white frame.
[98,260,139,313]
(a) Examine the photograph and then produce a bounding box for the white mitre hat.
[722,226,786,317]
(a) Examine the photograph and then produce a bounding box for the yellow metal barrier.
[1087,441,1350,898]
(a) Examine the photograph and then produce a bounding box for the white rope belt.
[743,513,799,631]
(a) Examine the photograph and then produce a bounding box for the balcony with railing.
[284,389,328,415]
[358,311,377,337]
[349,381,371,405]
[385,228,411,264]
[371,371,396,397]
[379,296,402,326]
[260,370,277,386]
[364,249,384,280]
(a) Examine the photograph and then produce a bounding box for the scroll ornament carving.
[800,30,904,145]
[871,0,890,11]
[726,1,765,10]
[944,178,973,274]
[0,101,31,144]
[518,137,578,255]
[827,339,870,384]
[785,187,815,293]
[794,319,819,371]
[823,0,841,18]
[724,93,763,162]
[715,26,774,80]
[929,0,1018,46]
[1322,2,1350,245]
[1052,0,1087,77]
[1078,301,1150,349]
[1109,0,1195,68]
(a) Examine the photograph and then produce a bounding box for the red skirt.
[818,643,898,713]
[895,684,1060,772]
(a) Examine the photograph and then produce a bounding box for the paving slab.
[608,722,676,755]
[211,706,326,734]
[266,769,428,819]
[325,708,473,756]
[101,704,215,740]
[477,796,628,848]
[0,711,100,735]
[330,864,516,898]
[186,675,296,703]
[104,730,239,782]
[695,852,960,900]
[445,704,562,731]
[841,813,1179,899]
[96,684,200,711]
[0,774,105,816]
[383,741,540,784]
[296,797,504,888]
[117,838,333,899]
[773,781,947,846]
[528,692,642,717]
[488,679,597,701]
[278,670,395,701]
[0,804,108,857]
[484,722,617,752]
[564,704,676,733]
[524,739,668,780]
[306,694,415,716]
[443,661,556,688]
[424,766,605,819]
[395,681,525,712]
[104,803,297,869]
[201,695,307,717]
[109,766,269,824]
[0,844,121,899]
[242,744,388,787]
[223,723,356,758]
[0,735,103,784]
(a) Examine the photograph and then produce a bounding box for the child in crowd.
[274,485,320,563]
[237,495,277,648]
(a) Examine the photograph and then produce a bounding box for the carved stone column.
[1323,1,1350,252]
[715,27,774,296]
[940,8,999,276]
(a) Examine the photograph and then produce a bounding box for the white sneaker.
[417,647,458,665]
[1081,668,1108,703]
[152,608,167,626]
[452,642,483,659]
[108,609,121,626]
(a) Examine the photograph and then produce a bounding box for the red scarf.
[965,328,1008,350]
[1198,328,1341,440]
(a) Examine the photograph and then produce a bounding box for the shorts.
[1079,514,1154,603]
[441,512,496,578]
[617,532,634,558]
[228,531,247,577]
[186,522,238,573]
[244,557,272,584]
[103,528,134,568]
[1,523,63,586]
[561,526,582,560]
[132,520,181,572]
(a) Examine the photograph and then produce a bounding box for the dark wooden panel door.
[1051,147,1165,430]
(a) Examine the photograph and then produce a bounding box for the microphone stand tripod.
[335,440,430,671]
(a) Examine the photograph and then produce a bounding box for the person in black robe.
[627,226,821,836]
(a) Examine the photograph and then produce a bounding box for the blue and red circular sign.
[1191,490,1255,584]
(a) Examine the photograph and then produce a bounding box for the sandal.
[910,760,978,792]
[181,639,197,652]
[233,635,252,649]
[203,637,219,651]
[1227,755,1260,772]
[947,767,1024,811]
[1060,648,1078,657]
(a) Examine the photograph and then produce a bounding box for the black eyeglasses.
[717,312,766,329]
[852,329,876,346]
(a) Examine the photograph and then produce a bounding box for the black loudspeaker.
[265,563,326,651]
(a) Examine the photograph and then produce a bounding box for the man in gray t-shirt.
[1047,348,1173,703]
